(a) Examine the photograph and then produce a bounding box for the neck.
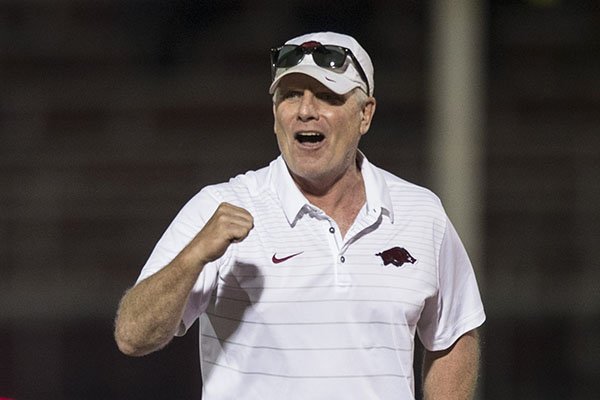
[293,158,366,237]
[299,169,364,210]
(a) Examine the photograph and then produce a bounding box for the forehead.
[277,73,338,93]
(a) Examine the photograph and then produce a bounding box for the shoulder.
[376,165,444,211]
[366,162,450,245]
[193,162,274,205]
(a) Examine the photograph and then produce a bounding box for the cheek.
[274,121,289,144]
[273,123,291,154]
[273,120,288,147]
[273,109,290,135]
[336,114,363,139]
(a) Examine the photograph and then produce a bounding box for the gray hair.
[352,88,369,108]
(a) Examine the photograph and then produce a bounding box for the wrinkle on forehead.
[273,73,358,106]
[278,73,351,94]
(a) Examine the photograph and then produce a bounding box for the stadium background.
[1,0,598,398]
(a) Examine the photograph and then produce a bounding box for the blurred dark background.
[1,0,599,399]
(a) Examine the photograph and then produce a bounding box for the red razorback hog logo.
[376,247,417,267]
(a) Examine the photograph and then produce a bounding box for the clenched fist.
[186,202,254,266]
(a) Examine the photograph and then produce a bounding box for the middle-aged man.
[115,31,486,399]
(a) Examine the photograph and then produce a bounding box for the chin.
[288,163,323,181]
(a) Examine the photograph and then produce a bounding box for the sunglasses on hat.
[270,41,370,96]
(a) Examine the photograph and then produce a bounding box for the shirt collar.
[357,151,395,224]
[269,156,310,226]
[269,152,394,226]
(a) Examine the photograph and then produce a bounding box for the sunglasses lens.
[312,46,347,69]
[275,45,304,68]
[271,43,370,94]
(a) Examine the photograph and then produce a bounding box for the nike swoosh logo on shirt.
[272,252,303,264]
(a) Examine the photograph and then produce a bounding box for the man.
[115,31,485,399]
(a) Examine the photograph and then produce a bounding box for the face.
[272,74,376,191]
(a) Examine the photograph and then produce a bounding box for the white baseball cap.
[269,32,374,96]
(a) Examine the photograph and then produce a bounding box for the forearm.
[422,329,480,400]
[114,246,205,356]
[114,202,253,356]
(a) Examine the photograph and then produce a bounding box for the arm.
[422,329,481,400]
[114,202,253,356]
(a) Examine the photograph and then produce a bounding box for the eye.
[316,91,344,105]
[280,90,302,100]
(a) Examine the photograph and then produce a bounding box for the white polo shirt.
[137,154,485,400]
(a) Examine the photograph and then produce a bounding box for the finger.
[229,228,251,243]
[215,203,254,228]
[218,203,253,221]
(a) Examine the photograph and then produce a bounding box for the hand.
[187,202,254,266]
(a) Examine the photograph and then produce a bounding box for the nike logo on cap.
[272,252,303,264]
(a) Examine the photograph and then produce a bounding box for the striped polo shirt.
[137,153,485,399]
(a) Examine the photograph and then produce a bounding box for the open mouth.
[295,132,325,144]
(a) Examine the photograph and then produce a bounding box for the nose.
[297,91,319,121]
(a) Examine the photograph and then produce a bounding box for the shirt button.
[329,227,335,234]
[340,256,346,263]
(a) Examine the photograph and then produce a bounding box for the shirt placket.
[311,206,383,288]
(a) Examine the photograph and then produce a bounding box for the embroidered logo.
[272,252,303,264]
[376,247,416,267]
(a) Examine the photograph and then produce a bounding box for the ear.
[272,102,278,134]
[359,97,376,135]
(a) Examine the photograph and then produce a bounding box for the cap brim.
[269,64,362,95]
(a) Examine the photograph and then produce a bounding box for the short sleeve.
[135,187,228,336]
[417,217,486,351]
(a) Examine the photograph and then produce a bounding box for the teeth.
[297,132,321,136]
[295,132,324,143]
